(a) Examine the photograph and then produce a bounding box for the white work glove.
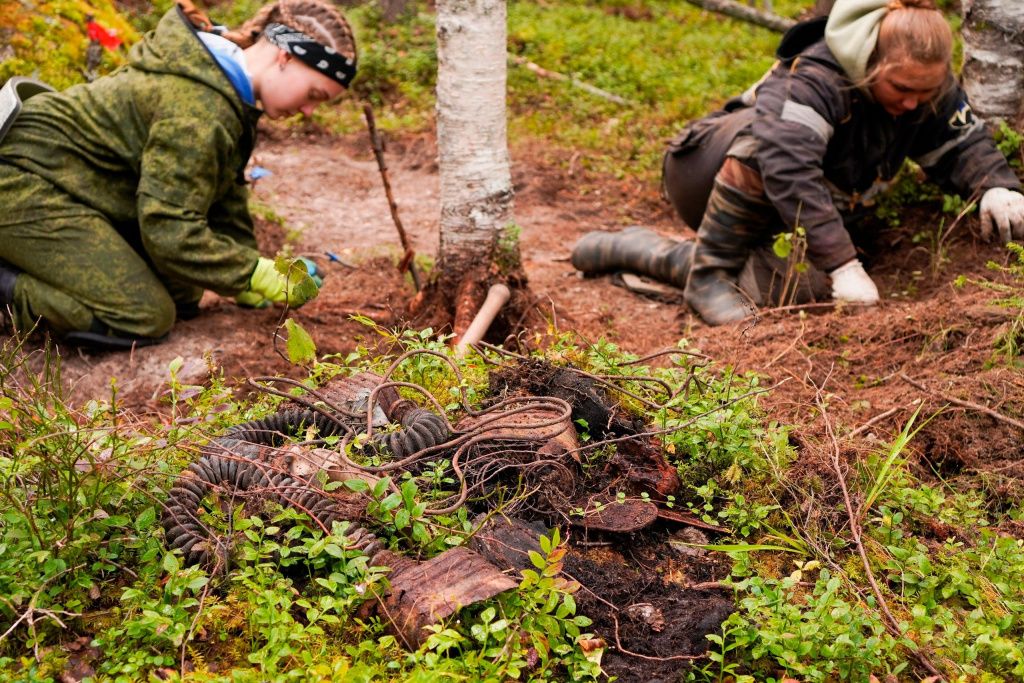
[980,187,1024,243]
[829,259,879,305]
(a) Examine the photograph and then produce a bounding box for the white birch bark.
[962,0,1024,125]
[435,0,515,279]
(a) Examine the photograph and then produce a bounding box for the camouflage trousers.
[0,161,202,338]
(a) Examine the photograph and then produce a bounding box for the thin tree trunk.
[435,0,516,290]
[962,0,1024,125]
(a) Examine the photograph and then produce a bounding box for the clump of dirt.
[565,542,733,682]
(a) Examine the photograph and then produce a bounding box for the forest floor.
[55,122,1024,476]
[34,122,1024,681]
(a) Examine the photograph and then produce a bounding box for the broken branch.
[362,102,422,291]
[509,55,634,106]
[683,0,796,32]
[899,373,1024,432]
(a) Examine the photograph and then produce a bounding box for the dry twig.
[683,0,795,32]
[509,55,633,105]
[816,391,946,679]
[899,373,1024,432]
[847,401,919,439]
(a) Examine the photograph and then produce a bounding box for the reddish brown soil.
[48,126,1023,479]
[16,123,1023,679]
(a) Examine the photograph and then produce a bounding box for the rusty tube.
[455,284,511,357]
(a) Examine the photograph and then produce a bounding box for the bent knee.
[101,291,177,339]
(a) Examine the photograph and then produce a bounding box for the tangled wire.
[161,345,760,570]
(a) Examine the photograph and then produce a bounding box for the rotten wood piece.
[683,0,796,32]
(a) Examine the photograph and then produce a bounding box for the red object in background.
[86,20,122,50]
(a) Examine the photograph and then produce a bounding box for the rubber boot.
[63,319,167,351]
[571,226,694,289]
[683,201,764,326]
[0,261,18,331]
[0,262,17,307]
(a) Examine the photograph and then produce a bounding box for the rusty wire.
[164,347,773,569]
[472,341,714,413]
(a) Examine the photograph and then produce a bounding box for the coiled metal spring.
[161,395,450,569]
[224,407,351,446]
[161,437,385,569]
[374,403,450,460]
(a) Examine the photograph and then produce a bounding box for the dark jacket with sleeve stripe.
[714,18,1021,272]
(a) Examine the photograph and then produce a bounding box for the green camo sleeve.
[137,115,258,294]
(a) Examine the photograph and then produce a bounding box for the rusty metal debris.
[162,348,714,647]
[570,499,659,533]
[468,514,547,573]
[378,546,518,649]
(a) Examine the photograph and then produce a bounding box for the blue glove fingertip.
[299,257,325,287]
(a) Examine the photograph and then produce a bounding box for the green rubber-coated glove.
[236,257,320,309]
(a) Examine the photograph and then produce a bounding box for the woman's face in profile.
[258,52,345,120]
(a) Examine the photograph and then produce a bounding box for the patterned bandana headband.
[263,22,356,88]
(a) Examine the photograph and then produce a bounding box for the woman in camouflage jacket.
[574,0,1024,326]
[0,0,356,347]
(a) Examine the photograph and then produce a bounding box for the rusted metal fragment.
[468,515,547,573]
[570,499,658,532]
[314,371,402,421]
[456,406,580,458]
[378,546,518,649]
[656,507,728,534]
[609,438,681,497]
[452,271,487,342]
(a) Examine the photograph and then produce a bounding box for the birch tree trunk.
[961,0,1024,126]
[435,0,516,289]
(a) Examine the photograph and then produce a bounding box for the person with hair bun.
[572,0,1024,326]
[0,0,357,348]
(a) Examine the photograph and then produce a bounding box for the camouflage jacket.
[703,18,1021,272]
[0,7,262,295]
